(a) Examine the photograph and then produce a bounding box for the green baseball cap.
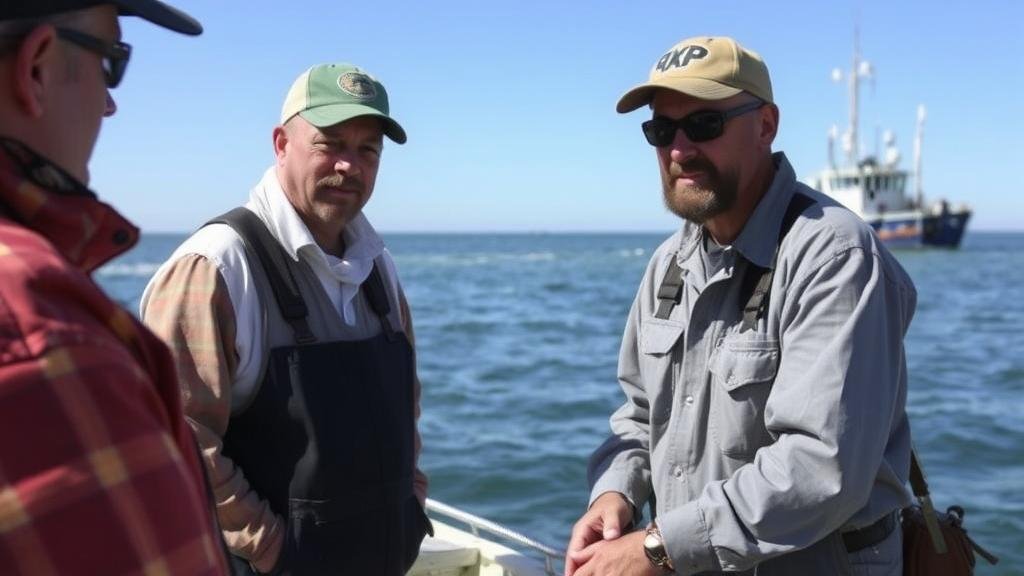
[617,36,773,113]
[280,63,406,144]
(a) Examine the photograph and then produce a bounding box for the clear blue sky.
[89,0,1023,233]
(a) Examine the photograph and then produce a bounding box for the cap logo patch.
[655,45,709,73]
[337,72,377,100]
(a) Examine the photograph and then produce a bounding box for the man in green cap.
[141,63,431,575]
[566,36,914,575]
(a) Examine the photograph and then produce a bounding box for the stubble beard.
[661,159,739,224]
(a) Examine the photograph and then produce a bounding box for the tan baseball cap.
[616,36,772,113]
[281,63,406,144]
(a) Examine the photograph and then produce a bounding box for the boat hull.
[868,212,924,249]
[865,208,970,249]
[922,209,971,248]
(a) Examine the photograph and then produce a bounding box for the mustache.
[315,175,365,194]
[668,157,717,178]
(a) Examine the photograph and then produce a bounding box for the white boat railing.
[425,498,566,575]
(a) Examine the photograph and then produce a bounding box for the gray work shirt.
[588,153,916,574]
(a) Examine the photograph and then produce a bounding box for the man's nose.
[333,153,360,175]
[667,128,699,164]
[104,91,117,117]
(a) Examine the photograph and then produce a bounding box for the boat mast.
[913,104,926,208]
[848,25,860,165]
[836,25,871,166]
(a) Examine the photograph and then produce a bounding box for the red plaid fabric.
[0,138,228,575]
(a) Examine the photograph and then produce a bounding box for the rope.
[425,498,566,572]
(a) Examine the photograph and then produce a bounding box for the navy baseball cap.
[1,0,201,35]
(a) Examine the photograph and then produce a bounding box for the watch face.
[644,527,671,569]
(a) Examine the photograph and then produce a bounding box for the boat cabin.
[812,158,914,218]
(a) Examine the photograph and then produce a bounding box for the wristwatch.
[643,522,675,572]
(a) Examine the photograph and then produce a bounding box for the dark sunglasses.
[56,28,132,88]
[641,100,765,146]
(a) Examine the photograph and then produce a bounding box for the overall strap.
[654,257,685,320]
[208,208,317,345]
[363,263,398,342]
[653,192,816,324]
[739,192,815,331]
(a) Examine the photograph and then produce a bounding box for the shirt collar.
[0,137,138,272]
[732,152,796,268]
[248,167,385,278]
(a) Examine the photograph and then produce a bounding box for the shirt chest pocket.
[708,335,779,458]
[640,318,685,355]
[638,318,685,414]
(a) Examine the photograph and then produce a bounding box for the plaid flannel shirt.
[0,139,228,575]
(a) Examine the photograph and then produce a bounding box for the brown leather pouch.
[901,450,999,575]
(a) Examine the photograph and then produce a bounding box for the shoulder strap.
[911,448,1000,563]
[208,208,316,345]
[654,257,685,320]
[909,448,949,554]
[739,192,815,331]
[363,264,398,342]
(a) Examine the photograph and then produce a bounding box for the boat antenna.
[828,124,838,168]
[850,25,860,164]
[913,104,926,208]
[834,24,874,166]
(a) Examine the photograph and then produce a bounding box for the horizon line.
[138,227,1024,236]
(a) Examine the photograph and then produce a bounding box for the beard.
[661,157,738,223]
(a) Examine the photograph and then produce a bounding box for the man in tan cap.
[566,36,915,575]
[141,62,430,575]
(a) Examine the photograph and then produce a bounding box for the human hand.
[564,491,634,576]
[569,531,660,576]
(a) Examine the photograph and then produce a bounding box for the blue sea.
[97,231,1024,575]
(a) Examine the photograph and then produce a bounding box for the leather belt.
[843,511,898,553]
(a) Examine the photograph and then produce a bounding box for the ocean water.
[97,231,1024,574]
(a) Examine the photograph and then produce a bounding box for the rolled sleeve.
[657,500,720,573]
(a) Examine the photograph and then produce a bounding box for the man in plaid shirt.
[0,1,228,574]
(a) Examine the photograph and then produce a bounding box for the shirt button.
[672,466,684,479]
[684,395,695,406]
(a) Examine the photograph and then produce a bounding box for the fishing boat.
[411,499,564,576]
[806,34,970,248]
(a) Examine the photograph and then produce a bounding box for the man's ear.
[758,102,780,148]
[272,124,289,166]
[12,24,60,119]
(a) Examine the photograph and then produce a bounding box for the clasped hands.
[564,492,662,576]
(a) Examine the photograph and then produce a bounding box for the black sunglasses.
[56,28,132,88]
[641,100,765,147]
